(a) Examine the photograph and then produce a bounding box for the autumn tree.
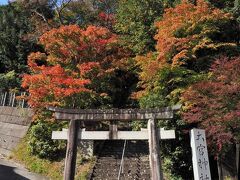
[182,56,240,154]
[137,0,239,107]
[135,1,240,178]
[136,0,240,107]
[22,25,135,110]
[154,0,239,71]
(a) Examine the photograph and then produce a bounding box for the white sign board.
[191,129,211,180]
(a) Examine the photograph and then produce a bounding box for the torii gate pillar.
[148,118,163,180]
[64,120,80,180]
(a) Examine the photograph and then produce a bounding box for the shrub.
[28,120,67,159]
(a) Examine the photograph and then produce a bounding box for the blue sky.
[0,0,8,5]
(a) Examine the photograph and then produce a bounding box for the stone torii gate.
[49,105,180,180]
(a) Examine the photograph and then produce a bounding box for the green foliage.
[139,66,206,108]
[16,0,54,20]
[114,0,163,54]
[12,133,95,179]
[28,121,67,159]
[207,0,240,24]
[3,0,240,178]
[162,144,192,180]
[163,0,181,8]
[0,71,20,90]
[208,0,236,10]
[12,135,64,179]
[0,4,39,74]
[57,0,98,26]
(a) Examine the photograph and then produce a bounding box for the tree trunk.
[217,156,223,180]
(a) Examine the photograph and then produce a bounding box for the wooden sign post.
[191,129,211,180]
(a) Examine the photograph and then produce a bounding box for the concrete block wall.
[0,106,33,156]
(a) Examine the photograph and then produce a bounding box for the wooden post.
[217,156,223,180]
[109,121,118,139]
[148,118,163,180]
[64,120,80,180]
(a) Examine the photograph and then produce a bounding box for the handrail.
[117,140,127,180]
[0,91,28,108]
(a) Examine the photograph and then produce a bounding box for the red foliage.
[182,56,240,154]
[98,12,114,23]
[22,62,90,107]
[155,0,231,68]
[22,25,123,108]
[39,25,117,65]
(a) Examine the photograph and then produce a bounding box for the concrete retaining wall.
[0,106,33,156]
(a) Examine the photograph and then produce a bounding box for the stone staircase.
[90,140,150,180]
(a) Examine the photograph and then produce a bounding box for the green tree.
[17,0,118,29]
[0,4,39,75]
[0,71,20,91]
[114,0,164,55]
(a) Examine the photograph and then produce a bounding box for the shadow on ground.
[0,164,29,180]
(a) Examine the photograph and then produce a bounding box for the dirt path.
[0,154,48,180]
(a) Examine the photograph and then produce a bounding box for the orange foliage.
[155,0,231,67]
[22,64,90,107]
[22,25,124,108]
[137,0,233,87]
[39,25,117,65]
[136,52,160,85]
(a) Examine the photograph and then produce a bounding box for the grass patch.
[75,155,96,180]
[11,135,64,179]
[10,134,96,180]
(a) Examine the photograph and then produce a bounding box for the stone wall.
[0,106,33,156]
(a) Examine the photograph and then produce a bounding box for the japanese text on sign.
[191,129,211,180]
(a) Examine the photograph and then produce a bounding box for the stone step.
[97,157,140,161]
[90,140,150,180]
[91,174,150,179]
[98,154,148,158]
[92,165,150,175]
[91,174,150,180]
[94,162,150,168]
